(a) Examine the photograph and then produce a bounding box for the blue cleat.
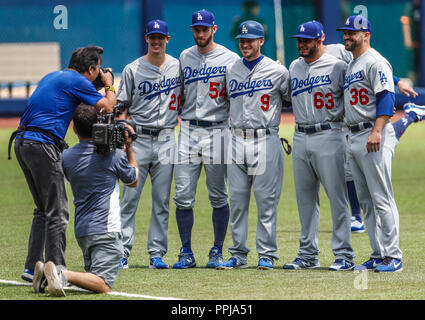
[206,246,223,268]
[351,216,365,233]
[149,257,169,269]
[21,269,34,282]
[353,258,383,271]
[329,259,354,271]
[119,257,128,270]
[374,257,403,273]
[257,257,274,270]
[404,102,425,122]
[172,247,196,269]
[282,257,320,270]
[216,257,248,270]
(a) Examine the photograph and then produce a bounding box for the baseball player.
[172,9,239,269]
[323,26,418,234]
[337,16,402,272]
[117,19,181,269]
[282,21,355,271]
[217,20,290,270]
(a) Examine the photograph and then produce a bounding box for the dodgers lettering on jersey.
[227,56,290,129]
[117,54,181,128]
[289,53,346,125]
[343,48,394,125]
[179,44,239,122]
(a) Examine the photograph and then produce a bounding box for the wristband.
[105,85,116,93]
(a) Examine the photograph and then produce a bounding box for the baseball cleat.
[172,247,196,269]
[374,257,403,273]
[206,246,224,268]
[33,261,47,293]
[216,257,248,270]
[351,216,365,233]
[119,257,128,270]
[329,259,354,271]
[149,257,169,269]
[403,102,425,122]
[44,261,66,297]
[353,258,383,271]
[21,268,34,282]
[282,257,320,270]
[257,257,274,270]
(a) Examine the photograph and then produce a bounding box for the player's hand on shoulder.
[397,80,418,98]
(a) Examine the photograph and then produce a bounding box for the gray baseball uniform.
[344,48,402,260]
[289,52,355,264]
[173,44,239,210]
[117,54,181,259]
[225,55,290,262]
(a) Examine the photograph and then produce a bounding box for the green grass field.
[1,121,425,301]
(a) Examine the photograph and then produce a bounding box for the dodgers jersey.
[289,53,346,125]
[343,48,394,125]
[325,43,353,64]
[117,54,181,128]
[179,44,239,122]
[226,56,290,129]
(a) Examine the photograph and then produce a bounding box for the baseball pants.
[347,123,402,260]
[120,130,175,259]
[227,129,284,262]
[293,126,354,264]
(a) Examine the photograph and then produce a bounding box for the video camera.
[92,102,138,154]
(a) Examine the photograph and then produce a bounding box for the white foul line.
[0,279,182,300]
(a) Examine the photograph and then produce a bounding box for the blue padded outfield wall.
[0,0,143,73]
[1,0,425,116]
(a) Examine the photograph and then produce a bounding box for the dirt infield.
[0,112,406,129]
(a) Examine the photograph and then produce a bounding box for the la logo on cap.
[345,18,350,25]
[154,21,160,29]
[242,25,248,33]
[197,12,203,20]
[300,25,305,32]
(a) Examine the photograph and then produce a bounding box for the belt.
[136,126,162,137]
[348,122,373,133]
[296,123,332,134]
[184,119,225,127]
[232,128,270,139]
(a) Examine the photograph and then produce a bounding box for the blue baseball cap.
[291,21,324,39]
[235,20,264,39]
[337,15,371,32]
[190,9,215,27]
[145,19,169,36]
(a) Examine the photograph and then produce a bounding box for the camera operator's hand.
[124,124,136,148]
[100,68,114,87]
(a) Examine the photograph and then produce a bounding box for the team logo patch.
[154,21,160,29]
[242,25,248,34]
[379,71,388,85]
[197,12,203,20]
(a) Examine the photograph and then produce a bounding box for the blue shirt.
[19,69,103,144]
[62,141,138,238]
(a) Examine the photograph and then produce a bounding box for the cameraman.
[33,104,138,296]
[12,46,116,283]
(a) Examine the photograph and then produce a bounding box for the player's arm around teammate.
[116,20,181,270]
[337,16,402,272]
[216,21,290,270]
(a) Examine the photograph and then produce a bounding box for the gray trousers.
[347,123,402,260]
[120,131,174,259]
[14,139,69,270]
[227,131,284,262]
[173,122,229,210]
[293,127,354,264]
